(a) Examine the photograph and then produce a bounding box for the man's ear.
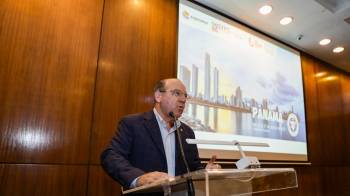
[154,91,162,103]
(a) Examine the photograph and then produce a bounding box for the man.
[101,78,219,192]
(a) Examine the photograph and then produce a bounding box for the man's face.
[156,79,187,118]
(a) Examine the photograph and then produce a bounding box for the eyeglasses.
[160,89,188,99]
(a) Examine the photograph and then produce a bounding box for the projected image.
[177,1,307,160]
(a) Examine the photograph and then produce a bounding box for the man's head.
[153,78,188,121]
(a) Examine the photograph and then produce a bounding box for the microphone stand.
[170,112,195,196]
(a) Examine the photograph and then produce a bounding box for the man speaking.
[101,78,220,194]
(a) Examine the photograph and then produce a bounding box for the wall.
[0,0,349,195]
[0,0,103,195]
[88,0,177,195]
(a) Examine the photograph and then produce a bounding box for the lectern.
[122,168,298,195]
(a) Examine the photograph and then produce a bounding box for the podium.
[122,168,298,195]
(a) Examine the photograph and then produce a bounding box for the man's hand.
[136,172,170,187]
[205,155,221,169]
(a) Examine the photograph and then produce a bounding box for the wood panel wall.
[0,0,349,195]
[88,0,178,195]
[0,0,103,195]
[89,0,178,165]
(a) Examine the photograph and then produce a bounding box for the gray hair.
[153,79,167,104]
[153,79,167,92]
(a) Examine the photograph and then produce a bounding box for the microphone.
[169,112,195,196]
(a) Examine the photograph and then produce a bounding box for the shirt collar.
[153,108,181,129]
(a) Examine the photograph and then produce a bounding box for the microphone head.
[168,111,175,118]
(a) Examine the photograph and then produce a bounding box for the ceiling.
[194,0,350,73]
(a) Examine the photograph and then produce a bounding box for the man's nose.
[178,96,186,103]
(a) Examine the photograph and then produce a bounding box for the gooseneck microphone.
[169,112,195,196]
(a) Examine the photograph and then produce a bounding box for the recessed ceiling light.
[259,5,273,15]
[280,17,293,25]
[319,38,331,46]
[333,47,344,53]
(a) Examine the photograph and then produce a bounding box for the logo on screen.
[182,10,190,19]
[287,113,299,137]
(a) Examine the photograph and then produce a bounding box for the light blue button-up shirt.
[153,108,178,177]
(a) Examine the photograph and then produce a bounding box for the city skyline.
[179,52,300,118]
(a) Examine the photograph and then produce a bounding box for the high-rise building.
[235,86,242,107]
[213,67,219,102]
[204,53,211,101]
[179,65,191,90]
[192,64,198,97]
[262,98,268,109]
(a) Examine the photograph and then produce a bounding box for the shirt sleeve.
[129,176,139,188]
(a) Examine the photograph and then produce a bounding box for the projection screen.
[177,0,308,161]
